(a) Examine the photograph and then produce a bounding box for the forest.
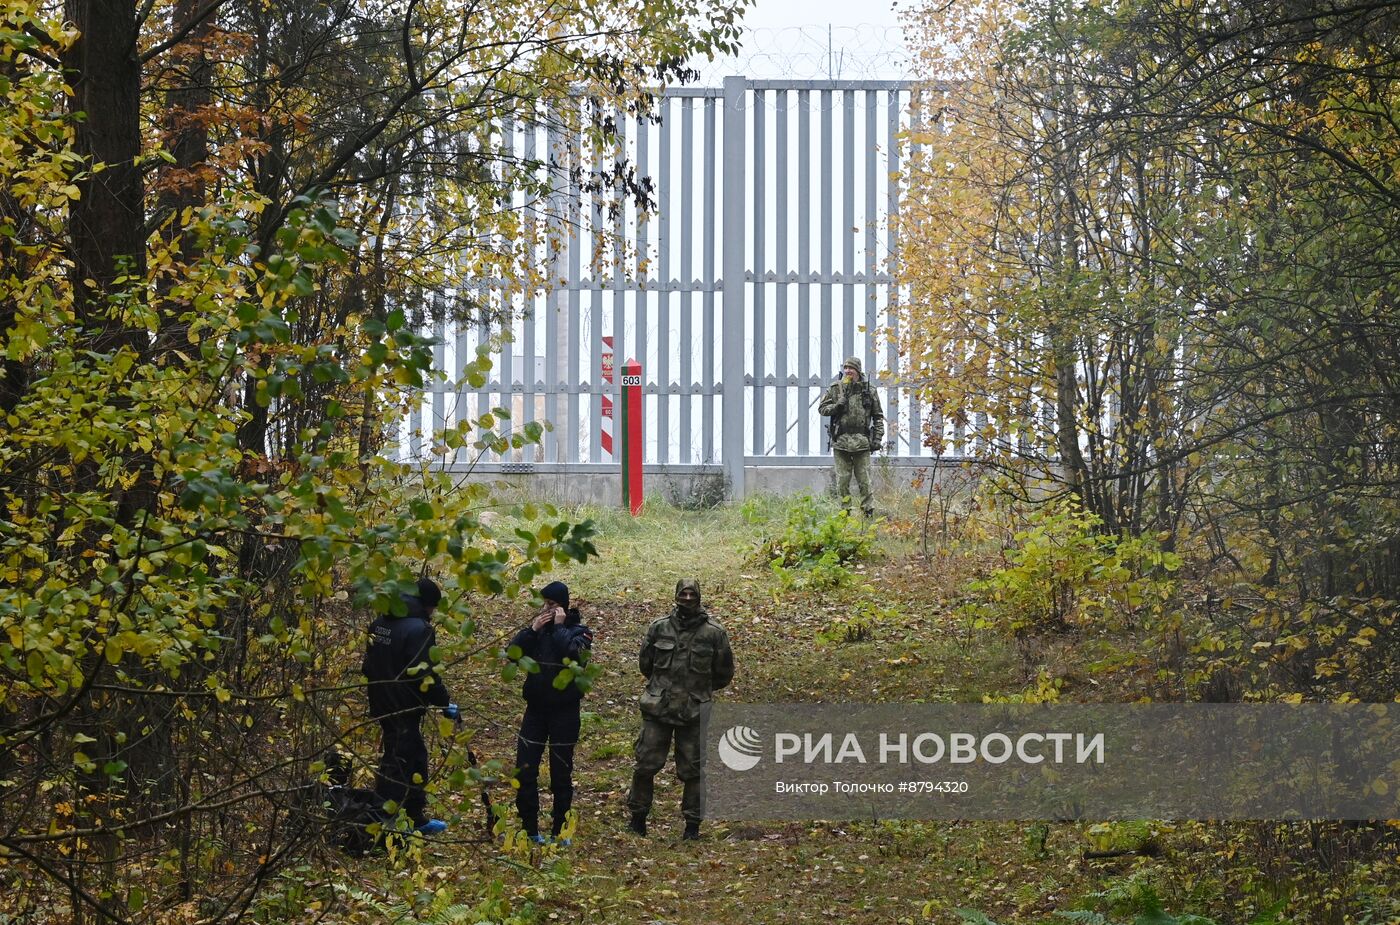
[2,0,1398,923]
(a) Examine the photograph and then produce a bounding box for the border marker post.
[621,359,644,515]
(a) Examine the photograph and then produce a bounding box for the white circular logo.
[717,724,763,771]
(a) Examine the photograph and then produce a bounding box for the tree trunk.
[64,0,146,338]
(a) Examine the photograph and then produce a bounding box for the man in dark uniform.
[508,580,593,844]
[626,578,734,841]
[362,576,458,835]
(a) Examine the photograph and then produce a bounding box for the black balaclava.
[674,578,703,624]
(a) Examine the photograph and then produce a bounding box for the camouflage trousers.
[833,448,874,516]
[626,701,711,823]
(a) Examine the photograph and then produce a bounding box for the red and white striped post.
[600,336,614,458]
[620,358,643,515]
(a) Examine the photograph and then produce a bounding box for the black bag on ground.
[304,749,391,855]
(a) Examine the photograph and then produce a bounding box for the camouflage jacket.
[637,609,735,726]
[818,378,886,453]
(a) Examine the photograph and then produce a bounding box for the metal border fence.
[402,77,968,495]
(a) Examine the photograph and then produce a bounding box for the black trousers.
[375,715,429,825]
[514,702,581,836]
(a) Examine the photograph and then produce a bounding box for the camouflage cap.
[842,356,863,375]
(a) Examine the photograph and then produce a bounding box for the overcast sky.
[691,0,913,82]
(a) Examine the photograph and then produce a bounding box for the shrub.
[746,494,879,593]
[665,471,729,510]
[961,498,1181,635]
[749,493,877,569]
[817,597,899,644]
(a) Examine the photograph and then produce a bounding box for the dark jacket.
[508,607,593,708]
[362,595,451,721]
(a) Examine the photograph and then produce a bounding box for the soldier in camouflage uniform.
[626,579,735,840]
[818,356,886,517]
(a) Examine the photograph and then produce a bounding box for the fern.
[955,910,1003,925]
[425,905,476,925]
[1133,911,1176,925]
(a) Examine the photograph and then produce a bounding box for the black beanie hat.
[416,576,442,610]
[540,580,570,610]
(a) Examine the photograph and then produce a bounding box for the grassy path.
[404,501,1101,925]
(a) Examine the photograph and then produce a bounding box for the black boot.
[627,812,648,837]
[682,820,701,841]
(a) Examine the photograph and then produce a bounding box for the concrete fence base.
[426,457,986,508]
